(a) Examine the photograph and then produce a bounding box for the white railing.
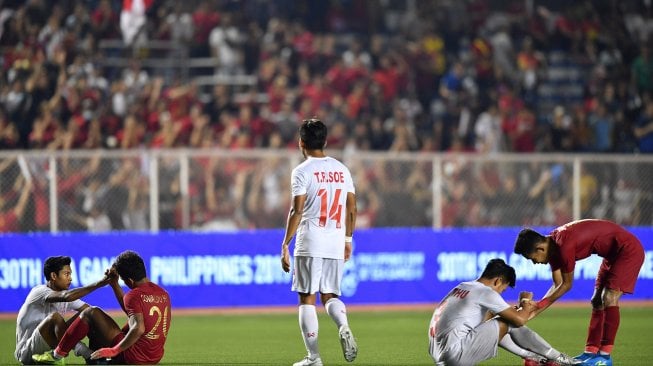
[1,149,652,233]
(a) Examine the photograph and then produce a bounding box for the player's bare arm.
[45,275,112,303]
[497,299,537,327]
[106,267,127,312]
[532,269,573,318]
[281,194,306,273]
[344,191,357,262]
[90,313,145,360]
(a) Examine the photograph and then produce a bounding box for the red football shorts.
[595,240,645,294]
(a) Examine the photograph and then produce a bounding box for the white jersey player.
[280,119,358,366]
[428,258,581,366]
[15,256,110,365]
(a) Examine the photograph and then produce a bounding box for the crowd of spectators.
[1,0,653,232]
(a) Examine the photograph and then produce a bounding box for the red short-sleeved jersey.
[122,282,171,364]
[548,219,642,273]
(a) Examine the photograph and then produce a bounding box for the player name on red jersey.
[140,294,168,304]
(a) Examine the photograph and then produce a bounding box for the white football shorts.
[435,318,500,365]
[292,256,344,295]
[16,328,50,365]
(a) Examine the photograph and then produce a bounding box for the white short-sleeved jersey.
[15,285,86,358]
[428,281,511,362]
[291,156,355,259]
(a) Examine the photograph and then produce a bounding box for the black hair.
[113,250,146,282]
[43,256,71,281]
[480,258,516,288]
[299,118,327,150]
[514,228,546,257]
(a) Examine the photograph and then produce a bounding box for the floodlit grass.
[1,306,651,365]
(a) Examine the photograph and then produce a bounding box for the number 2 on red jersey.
[317,188,342,228]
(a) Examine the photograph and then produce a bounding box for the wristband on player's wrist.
[536,298,551,309]
[345,236,353,243]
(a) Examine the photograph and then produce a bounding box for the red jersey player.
[33,250,171,365]
[514,219,645,366]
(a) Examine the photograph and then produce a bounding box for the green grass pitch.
[1,306,651,365]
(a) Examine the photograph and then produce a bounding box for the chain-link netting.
[1,151,652,233]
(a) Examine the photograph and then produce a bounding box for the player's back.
[430,281,509,342]
[292,156,355,259]
[551,219,642,260]
[122,282,171,364]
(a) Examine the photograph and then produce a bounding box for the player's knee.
[602,290,621,306]
[590,296,603,309]
[43,312,66,327]
[321,293,337,304]
[80,306,101,320]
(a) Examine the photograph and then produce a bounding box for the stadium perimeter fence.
[1,150,652,233]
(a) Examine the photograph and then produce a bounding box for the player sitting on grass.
[32,250,171,365]
[428,258,581,366]
[15,256,112,365]
[514,219,645,366]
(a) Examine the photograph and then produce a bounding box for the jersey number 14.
[317,188,343,228]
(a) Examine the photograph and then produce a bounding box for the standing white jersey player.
[15,256,111,365]
[280,119,358,366]
[427,258,582,366]
[291,155,355,259]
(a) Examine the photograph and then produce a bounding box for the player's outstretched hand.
[519,291,534,302]
[91,345,120,359]
[520,299,538,320]
[281,244,291,273]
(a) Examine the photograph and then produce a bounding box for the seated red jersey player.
[33,250,171,365]
[514,219,645,366]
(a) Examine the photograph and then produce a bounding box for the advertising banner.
[1,228,652,313]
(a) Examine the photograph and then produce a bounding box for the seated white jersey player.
[15,255,112,365]
[428,258,581,366]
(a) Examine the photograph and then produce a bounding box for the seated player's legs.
[38,312,68,348]
[79,306,123,351]
[454,319,502,365]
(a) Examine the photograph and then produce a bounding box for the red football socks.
[584,308,604,354]
[55,317,90,357]
[600,306,620,354]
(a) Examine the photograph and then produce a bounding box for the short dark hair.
[480,258,516,288]
[514,228,546,256]
[114,250,146,282]
[299,118,327,150]
[43,256,71,281]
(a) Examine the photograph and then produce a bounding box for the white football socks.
[74,342,92,359]
[499,334,541,359]
[325,298,349,329]
[509,326,561,359]
[298,304,320,358]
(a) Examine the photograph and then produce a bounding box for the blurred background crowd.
[0,0,652,233]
